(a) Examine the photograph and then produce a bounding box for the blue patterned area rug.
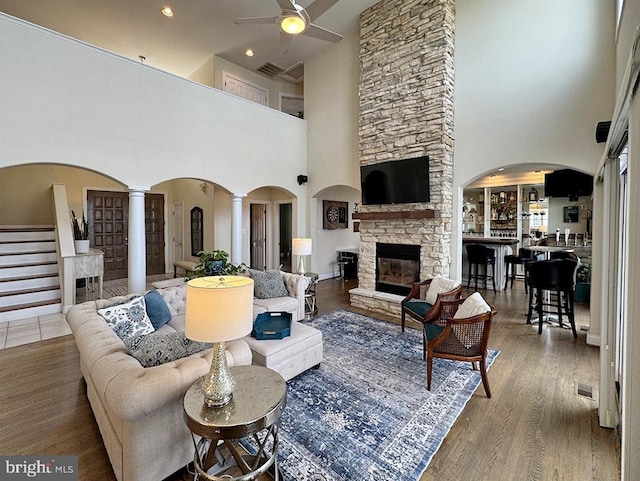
[272,309,499,481]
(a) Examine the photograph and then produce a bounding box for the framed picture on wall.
[323,200,348,230]
[563,206,579,223]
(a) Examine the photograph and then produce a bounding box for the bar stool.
[526,259,578,338]
[503,248,538,292]
[466,244,496,292]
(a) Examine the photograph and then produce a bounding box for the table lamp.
[292,238,312,275]
[185,276,254,408]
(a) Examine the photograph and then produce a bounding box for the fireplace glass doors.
[375,243,420,295]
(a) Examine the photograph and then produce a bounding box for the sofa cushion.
[98,296,155,340]
[123,331,211,367]
[253,296,299,314]
[144,290,172,329]
[248,269,289,299]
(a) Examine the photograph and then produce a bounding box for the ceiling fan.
[234,0,343,54]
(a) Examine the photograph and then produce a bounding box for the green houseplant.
[187,250,246,280]
[71,210,90,253]
[575,260,591,303]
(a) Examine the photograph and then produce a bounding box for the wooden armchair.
[425,296,496,398]
[401,278,462,332]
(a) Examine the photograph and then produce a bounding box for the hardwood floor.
[0,279,620,481]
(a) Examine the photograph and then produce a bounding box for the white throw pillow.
[98,296,155,340]
[424,275,460,305]
[453,292,491,319]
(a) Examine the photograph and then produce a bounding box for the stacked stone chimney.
[351,0,455,316]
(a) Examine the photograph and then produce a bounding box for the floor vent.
[576,382,594,400]
[256,62,284,78]
[579,325,589,332]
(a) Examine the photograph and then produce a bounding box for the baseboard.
[586,333,600,346]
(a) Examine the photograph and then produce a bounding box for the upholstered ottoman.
[243,321,323,381]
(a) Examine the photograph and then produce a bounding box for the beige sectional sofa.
[65,271,319,481]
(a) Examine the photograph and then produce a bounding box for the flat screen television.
[360,156,430,205]
[544,169,593,200]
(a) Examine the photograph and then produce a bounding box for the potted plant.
[71,210,90,254]
[187,249,246,279]
[575,260,591,303]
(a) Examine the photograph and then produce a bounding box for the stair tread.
[0,261,58,269]
[0,227,54,232]
[0,285,60,298]
[0,298,62,313]
[0,250,57,256]
[0,240,56,244]
[0,273,59,283]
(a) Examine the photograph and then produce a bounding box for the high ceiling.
[0,0,379,81]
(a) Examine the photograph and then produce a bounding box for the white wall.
[313,186,361,279]
[0,14,307,213]
[304,32,362,275]
[451,0,616,279]
[305,31,361,195]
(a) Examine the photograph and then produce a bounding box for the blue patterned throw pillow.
[248,269,289,299]
[98,296,155,340]
[123,332,211,367]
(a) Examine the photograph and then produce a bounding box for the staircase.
[0,226,62,323]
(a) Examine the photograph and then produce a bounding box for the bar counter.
[462,237,519,291]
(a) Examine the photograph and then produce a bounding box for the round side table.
[183,365,287,480]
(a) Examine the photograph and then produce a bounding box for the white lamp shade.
[185,276,254,343]
[292,238,312,256]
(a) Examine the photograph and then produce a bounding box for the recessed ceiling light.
[161,6,173,17]
[497,168,505,172]
[245,49,255,57]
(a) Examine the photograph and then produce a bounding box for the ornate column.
[230,194,245,265]
[128,186,149,293]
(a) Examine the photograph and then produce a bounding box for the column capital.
[128,185,151,193]
[230,193,247,200]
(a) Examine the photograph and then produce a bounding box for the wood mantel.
[352,210,439,220]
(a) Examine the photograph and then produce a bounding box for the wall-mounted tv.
[544,169,593,201]
[360,156,430,205]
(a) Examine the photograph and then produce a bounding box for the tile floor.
[0,273,174,350]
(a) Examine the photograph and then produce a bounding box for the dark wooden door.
[145,193,165,275]
[89,191,129,281]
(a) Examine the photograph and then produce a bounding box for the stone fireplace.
[350,0,455,317]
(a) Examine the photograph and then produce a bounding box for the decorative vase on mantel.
[74,239,90,254]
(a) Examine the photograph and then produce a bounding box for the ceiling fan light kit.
[234,0,343,54]
[281,15,306,34]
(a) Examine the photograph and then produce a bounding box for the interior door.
[145,193,165,275]
[250,203,267,270]
[173,202,184,262]
[279,203,292,271]
[89,191,129,281]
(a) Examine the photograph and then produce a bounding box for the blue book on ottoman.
[251,312,292,340]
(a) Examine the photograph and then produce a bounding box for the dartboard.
[326,206,339,223]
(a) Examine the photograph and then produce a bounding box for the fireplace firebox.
[375,243,420,295]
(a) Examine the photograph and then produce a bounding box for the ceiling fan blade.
[304,0,340,22]
[276,0,297,12]
[303,23,343,43]
[234,16,280,25]
[278,31,293,55]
